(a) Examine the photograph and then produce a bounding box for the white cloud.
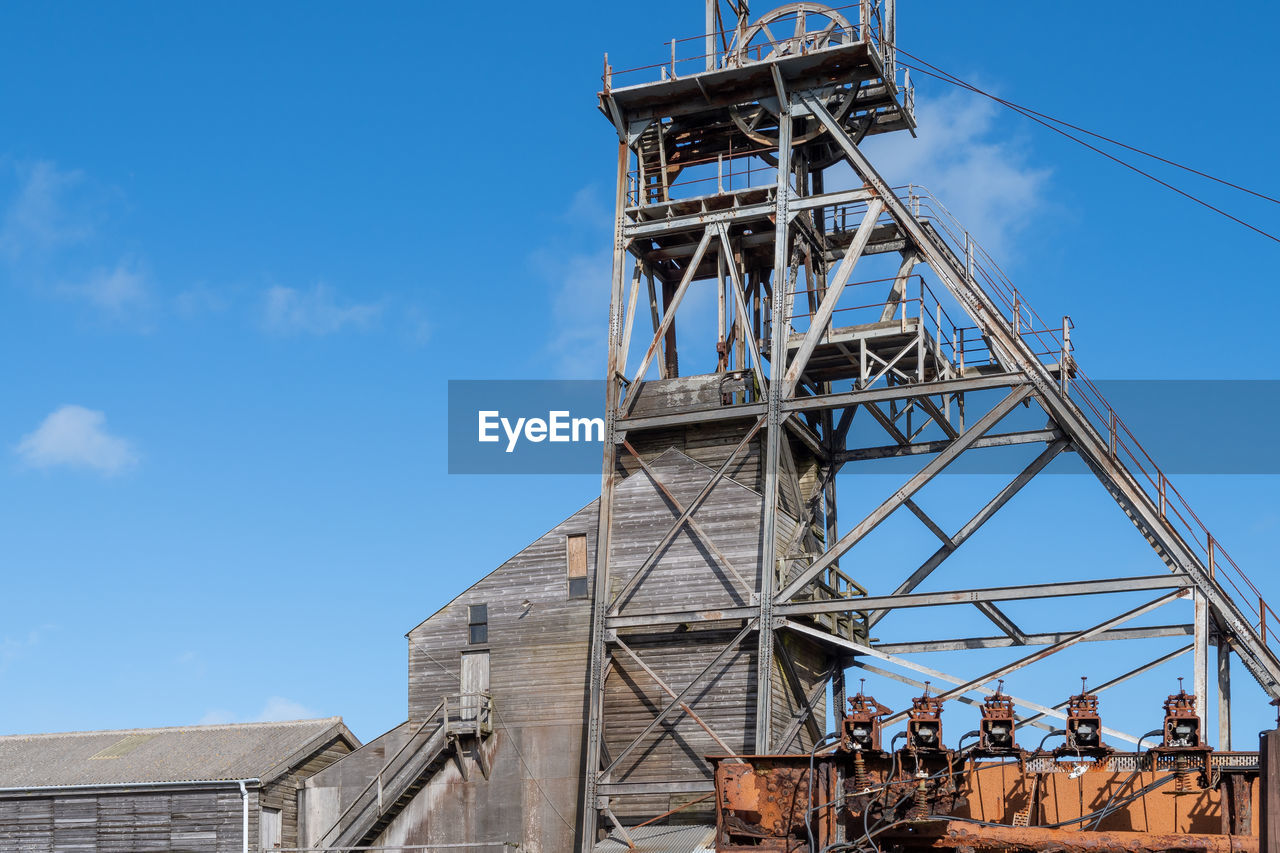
[60,259,150,317]
[537,184,727,379]
[198,696,320,726]
[562,184,611,228]
[530,183,615,377]
[262,283,383,335]
[255,696,319,721]
[196,709,236,725]
[544,248,612,377]
[0,161,154,323]
[173,283,230,318]
[0,625,56,673]
[0,160,92,260]
[15,405,139,474]
[860,87,1051,259]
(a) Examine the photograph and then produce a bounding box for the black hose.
[1036,728,1067,752]
[935,772,1180,832]
[1136,728,1164,753]
[1087,730,1163,830]
[955,729,981,757]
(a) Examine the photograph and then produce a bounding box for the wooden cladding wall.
[404,448,838,833]
[623,428,820,522]
[624,376,823,521]
[0,787,257,853]
[259,738,354,852]
[404,494,599,853]
[407,499,598,730]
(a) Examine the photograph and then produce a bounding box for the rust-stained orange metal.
[710,690,1263,852]
[898,821,1259,852]
[711,750,1260,851]
[710,755,835,852]
[957,763,1253,835]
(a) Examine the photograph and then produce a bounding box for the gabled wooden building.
[0,717,358,852]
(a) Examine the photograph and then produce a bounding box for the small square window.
[468,603,488,645]
[567,534,588,600]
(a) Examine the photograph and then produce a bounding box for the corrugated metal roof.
[0,717,354,789]
[595,825,715,853]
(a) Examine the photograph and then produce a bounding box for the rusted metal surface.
[1164,682,1207,749]
[711,755,835,851]
[710,687,1261,849]
[958,764,1242,835]
[902,821,1259,852]
[841,686,890,753]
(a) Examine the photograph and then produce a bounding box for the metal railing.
[316,693,493,848]
[901,184,1280,654]
[603,2,895,91]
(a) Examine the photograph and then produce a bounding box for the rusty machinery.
[1059,677,1110,759]
[842,682,891,798]
[1151,679,1214,794]
[975,681,1018,756]
[710,679,1262,852]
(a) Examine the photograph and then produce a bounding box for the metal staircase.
[318,693,493,850]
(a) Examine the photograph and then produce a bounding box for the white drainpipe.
[238,780,250,853]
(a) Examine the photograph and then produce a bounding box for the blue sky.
[1,1,1279,747]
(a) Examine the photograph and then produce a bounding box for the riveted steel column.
[755,95,792,752]
[580,139,631,852]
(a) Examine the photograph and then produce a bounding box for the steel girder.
[581,56,1276,853]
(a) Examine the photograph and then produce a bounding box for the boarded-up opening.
[461,650,489,722]
[261,807,281,849]
[567,534,588,599]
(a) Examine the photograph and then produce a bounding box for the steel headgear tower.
[584,2,1280,847]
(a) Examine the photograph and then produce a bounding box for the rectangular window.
[567,534,588,599]
[468,603,488,645]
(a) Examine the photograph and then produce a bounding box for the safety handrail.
[602,1,894,91]
[902,183,1278,652]
[317,693,493,846]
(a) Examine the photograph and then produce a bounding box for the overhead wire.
[897,47,1280,206]
[893,47,1280,244]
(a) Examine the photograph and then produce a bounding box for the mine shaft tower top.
[601,1,914,205]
